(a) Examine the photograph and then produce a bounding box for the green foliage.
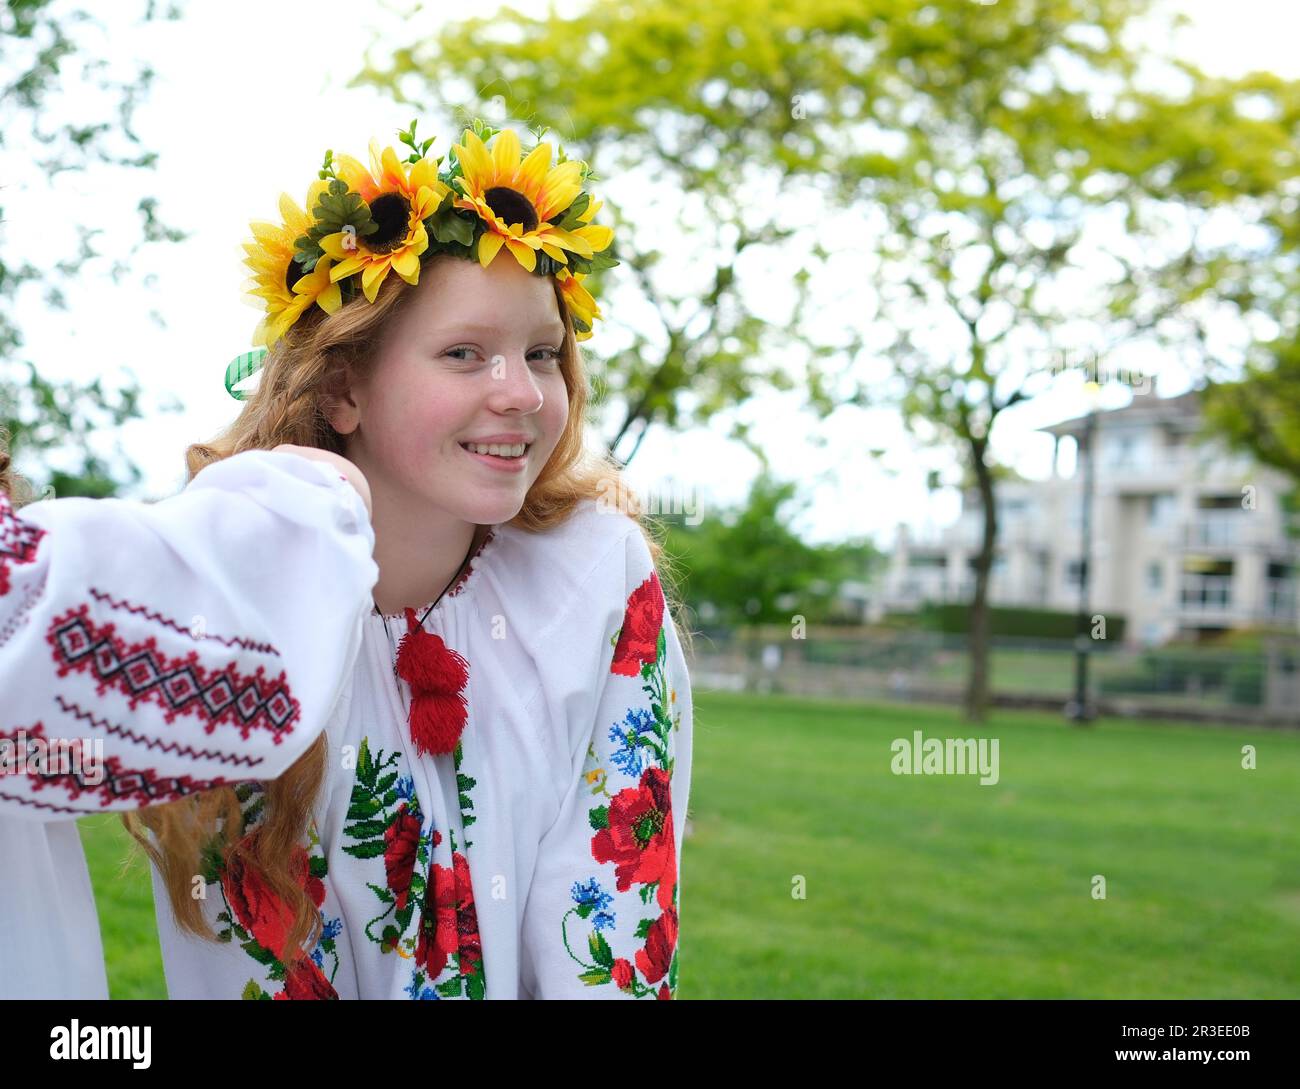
[353,0,875,462]
[912,603,1129,643]
[1098,644,1266,706]
[2,0,186,498]
[294,178,378,274]
[660,471,882,627]
[1201,337,1300,491]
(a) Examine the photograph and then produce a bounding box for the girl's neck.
[371,516,486,617]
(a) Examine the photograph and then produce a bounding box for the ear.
[324,367,362,436]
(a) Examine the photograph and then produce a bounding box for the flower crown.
[226,118,618,400]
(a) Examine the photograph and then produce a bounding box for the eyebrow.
[436,321,566,338]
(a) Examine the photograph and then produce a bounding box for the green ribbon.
[224,348,268,400]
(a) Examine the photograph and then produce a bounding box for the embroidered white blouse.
[0,448,693,1001]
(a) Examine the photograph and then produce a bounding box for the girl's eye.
[444,347,476,361]
[529,347,562,364]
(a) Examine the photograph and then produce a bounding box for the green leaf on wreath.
[588,805,609,830]
[426,204,476,247]
[579,969,612,985]
[551,192,590,229]
[307,178,378,243]
[635,918,654,939]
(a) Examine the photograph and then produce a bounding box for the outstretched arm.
[0,448,378,821]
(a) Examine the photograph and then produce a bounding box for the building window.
[1066,558,1088,587]
[1147,562,1162,591]
[1148,493,1175,526]
[1180,574,1232,609]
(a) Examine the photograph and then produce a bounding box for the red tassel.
[394,607,470,756]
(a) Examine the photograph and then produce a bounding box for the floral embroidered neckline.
[371,525,499,622]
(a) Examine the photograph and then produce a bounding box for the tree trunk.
[963,439,998,723]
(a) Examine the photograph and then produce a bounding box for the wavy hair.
[0,426,36,508]
[123,256,691,964]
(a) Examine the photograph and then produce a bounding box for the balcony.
[1180,514,1300,552]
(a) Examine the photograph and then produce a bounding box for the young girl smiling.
[131,120,694,999]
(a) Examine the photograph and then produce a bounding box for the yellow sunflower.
[320,140,450,303]
[451,128,598,272]
[569,195,614,259]
[556,268,601,341]
[242,178,342,348]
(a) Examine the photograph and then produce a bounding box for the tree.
[351,0,878,465]
[660,471,881,632]
[845,3,1300,720]
[353,0,1300,721]
[1,0,187,499]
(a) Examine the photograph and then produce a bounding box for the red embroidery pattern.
[88,587,282,655]
[1,722,239,810]
[54,696,267,769]
[0,789,83,815]
[0,493,45,597]
[0,569,45,649]
[46,604,300,742]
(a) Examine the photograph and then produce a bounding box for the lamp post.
[1066,381,1101,724]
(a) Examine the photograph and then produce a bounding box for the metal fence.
[684,626,1300,726]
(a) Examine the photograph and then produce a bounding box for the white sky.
[5,0,1298,549]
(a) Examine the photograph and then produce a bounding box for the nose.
[487,352,545,413]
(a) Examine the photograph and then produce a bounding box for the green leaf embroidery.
[341,840,388,860]
[589,929,614,968]
[344,818,391,840]
[356,738,377,790]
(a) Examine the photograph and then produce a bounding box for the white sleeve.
[519,526,694,999]
[0,449,378,822]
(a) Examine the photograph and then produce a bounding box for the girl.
[0,428,379,999]
[131,120,691,999]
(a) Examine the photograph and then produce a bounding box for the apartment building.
[876,385,1300,647]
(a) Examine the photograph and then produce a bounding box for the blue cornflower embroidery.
[571,877,616,930]
[607,707,656,777]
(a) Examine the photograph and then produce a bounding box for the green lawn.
[81,691,1300,998]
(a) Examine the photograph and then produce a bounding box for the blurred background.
[4,0,1299,998]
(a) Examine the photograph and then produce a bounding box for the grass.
[80,691,1300,998]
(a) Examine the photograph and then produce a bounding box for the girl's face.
[330,255,571,526]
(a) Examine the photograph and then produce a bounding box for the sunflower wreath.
[227,118,618,400]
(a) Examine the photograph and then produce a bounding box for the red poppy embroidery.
[636,907,677,985]
[562,559,684,998]
[591,766,677,914]
[610,570,664,677]
[384,807,421,912]
[345,736,487,999]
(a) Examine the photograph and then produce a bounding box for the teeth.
[463,442,527,458]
